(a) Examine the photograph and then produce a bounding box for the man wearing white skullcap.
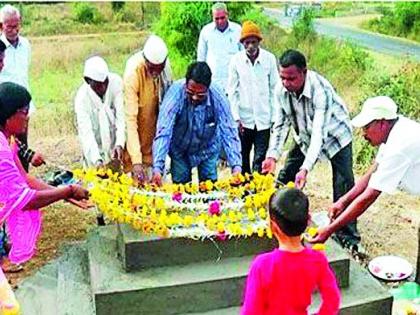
[311,96,420,245]
[74,55,126,169]
[123,34,172,184]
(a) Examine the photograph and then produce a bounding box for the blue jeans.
[171,153,219,184]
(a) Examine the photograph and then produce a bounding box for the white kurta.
[74,72,126,167]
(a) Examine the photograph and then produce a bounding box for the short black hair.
[185,61,212,88]
[0,82,32,126]
[269,188,309,237]
[0,40,6,54]
[279,49,307,70]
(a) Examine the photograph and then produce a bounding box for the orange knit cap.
[240,20,262,42]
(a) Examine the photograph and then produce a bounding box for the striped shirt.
[266,70,352,171]
[152,80,242,174]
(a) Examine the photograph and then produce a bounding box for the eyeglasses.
[186,89,208,99]
[214,16,226,21]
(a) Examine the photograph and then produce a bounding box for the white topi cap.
[83,56,109,82]
[352,96,398,128]
[143,35,168,65]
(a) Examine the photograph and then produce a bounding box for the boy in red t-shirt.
[242,188,341,315]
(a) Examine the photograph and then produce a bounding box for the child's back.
[242,247,340,315]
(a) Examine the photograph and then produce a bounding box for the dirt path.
[29,30,146,43]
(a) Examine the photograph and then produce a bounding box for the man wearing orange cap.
[124,35,172,184]
[311,96,420,245]
[227,21,279,175]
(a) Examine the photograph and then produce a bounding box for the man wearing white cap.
[311,96,420,244]
[123,34,172,184]
[74,55,126,169]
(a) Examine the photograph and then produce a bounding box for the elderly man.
[151,62,242,185]
[197,2,241,92]
[124,35,172,184]
[228,21,278,175]
[0,4,33,171]
[311,96,420,245]
[75,56,125,168]
[262,49,360,251]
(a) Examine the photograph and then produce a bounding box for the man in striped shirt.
[262,49,360,251]
[151,62,242,185]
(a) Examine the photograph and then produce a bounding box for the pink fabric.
[0,132,41,265]
[241,248,341,315]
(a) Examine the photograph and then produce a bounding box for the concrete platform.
[90,227,351,315]
[184,262,393,315]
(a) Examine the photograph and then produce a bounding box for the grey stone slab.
[184,262,392,315]
[56,243,95,315]
[89,232,350,315]
[15,260,59,315]
[117,223,350,289]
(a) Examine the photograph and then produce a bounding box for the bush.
[72,3,103,24]
[291,8,316,44]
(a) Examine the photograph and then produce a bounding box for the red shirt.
[241,248,340,315]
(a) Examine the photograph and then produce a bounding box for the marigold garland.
[74,169,325,250]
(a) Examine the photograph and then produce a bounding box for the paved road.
[264,8,420,61]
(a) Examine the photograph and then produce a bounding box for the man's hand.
[237,120,244,135]
[151,171,163,186]
[67,198,94,209]
[294,169,308,189]
[132,163,146,184]
[232,166,242,176]
[112,145,123,161]
[69,184,89,200]
[308,226,333,244]
[328,200,346,221]
[262,157,276,174]
[31,152,45,167]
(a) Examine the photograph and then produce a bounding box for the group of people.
[0,2,419,314]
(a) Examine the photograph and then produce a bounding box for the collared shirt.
[267,70,352,171]
[124,51,172,165]
[227,48,279,130]
[0,34,34,112]
[197,21,242,91]
[369,116,420,196]
[152,80,242,174]
[74,73,126,167]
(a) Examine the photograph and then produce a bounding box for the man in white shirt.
[74,56,125,169]
[228,21,278,174]
[197,2,241,92]
[311,96,420,245]
[0,4,33,171]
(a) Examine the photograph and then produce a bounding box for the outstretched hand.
[294,169,308,189]
[307,226,332,244]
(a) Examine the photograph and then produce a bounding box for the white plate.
[368,255,413,281]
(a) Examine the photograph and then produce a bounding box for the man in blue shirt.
[151,62,242,185]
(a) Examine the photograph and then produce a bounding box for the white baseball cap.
[352,96,398,128]
[143,35,168,65]
[83,56,109,82]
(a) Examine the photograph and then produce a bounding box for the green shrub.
[291,8,316,44]
[72,3,103,24]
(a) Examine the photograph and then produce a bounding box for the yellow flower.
[247,209,256,221]
[258,207,267,219]
[217,221,225,233]
[183,215,194,227]
[286,181,295,189]
[257,227,265,238]
[307,227,318,237]
[205,180,214,191]
[312,243,326,251]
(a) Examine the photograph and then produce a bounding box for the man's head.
[0,82,31,136]
[0,40,6,72]
[269,188,309,238]
[83,56,109,98]
[0,5,21,45]
[240,21,262,58]
[143,35,168,78]
[185,61,212,106]
[278,49,307,94]
[352,96,398,146]
[212,3,228,31]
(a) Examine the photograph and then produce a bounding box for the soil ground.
[12,134,420,314]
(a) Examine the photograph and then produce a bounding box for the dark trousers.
[240,127,270,175]
[278,142,360,244]
[17,132,30,172]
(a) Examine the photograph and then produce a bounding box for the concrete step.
[184,262,393,315]
[89,227,350,315]
[117,223,349,287]
[15,260,59,315]
[56,243,95,315]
